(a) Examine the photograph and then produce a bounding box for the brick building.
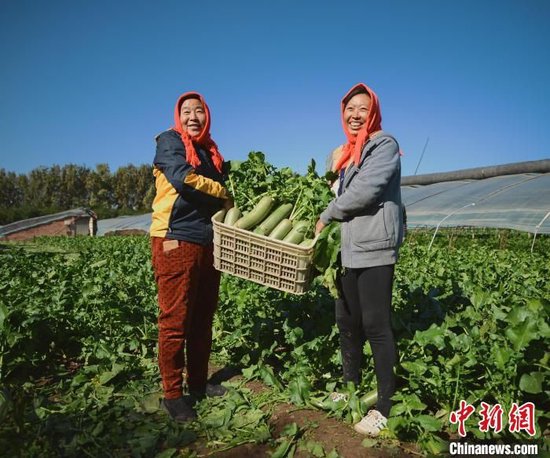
[0,208,97,241]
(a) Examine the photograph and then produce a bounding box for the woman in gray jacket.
[316,82,403,437]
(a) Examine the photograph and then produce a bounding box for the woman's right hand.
[223,196,234,210]
[315,219,325,235]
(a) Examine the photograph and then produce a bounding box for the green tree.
[59,164,89,208]
[137,164,155,211]
[24,166,51,208]
[86,163,114,210]
[113,165,153,211]
[0,169,23,208]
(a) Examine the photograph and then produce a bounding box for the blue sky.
[1,0,549,177]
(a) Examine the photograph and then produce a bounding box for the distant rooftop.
[0,208,96,237]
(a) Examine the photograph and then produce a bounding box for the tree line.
[0,164,155,225]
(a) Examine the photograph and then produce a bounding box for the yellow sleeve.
[183,171,229,199]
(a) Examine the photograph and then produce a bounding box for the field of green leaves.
[1,154,548,457]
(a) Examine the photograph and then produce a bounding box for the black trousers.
[336,264,396,417]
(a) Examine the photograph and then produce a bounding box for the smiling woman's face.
[344,92,371,135]
[180,98,206,136]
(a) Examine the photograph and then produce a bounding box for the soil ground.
[180,364,420,458]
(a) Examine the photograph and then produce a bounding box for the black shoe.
[161,396,197,422]
[190,383,228,401]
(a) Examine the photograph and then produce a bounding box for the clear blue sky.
[1,0,549,177]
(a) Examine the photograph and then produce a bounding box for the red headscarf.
[172,92,224,173]
[333,83,382,172]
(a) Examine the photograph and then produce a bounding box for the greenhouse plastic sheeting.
[402,173,550,234]
[97,213,151,236]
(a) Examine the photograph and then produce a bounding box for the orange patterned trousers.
[151,237,220,399]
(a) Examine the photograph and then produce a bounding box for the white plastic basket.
[212,210,316,294]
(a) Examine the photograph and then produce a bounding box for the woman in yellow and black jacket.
[150,96,231,242]
[150,91,233,423]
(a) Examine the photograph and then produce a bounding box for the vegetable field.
[1,154,548,457]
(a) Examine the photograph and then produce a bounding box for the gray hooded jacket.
[320,132,403,268]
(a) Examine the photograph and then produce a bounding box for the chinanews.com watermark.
[448,400,542,456]
[449,442,538,456]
